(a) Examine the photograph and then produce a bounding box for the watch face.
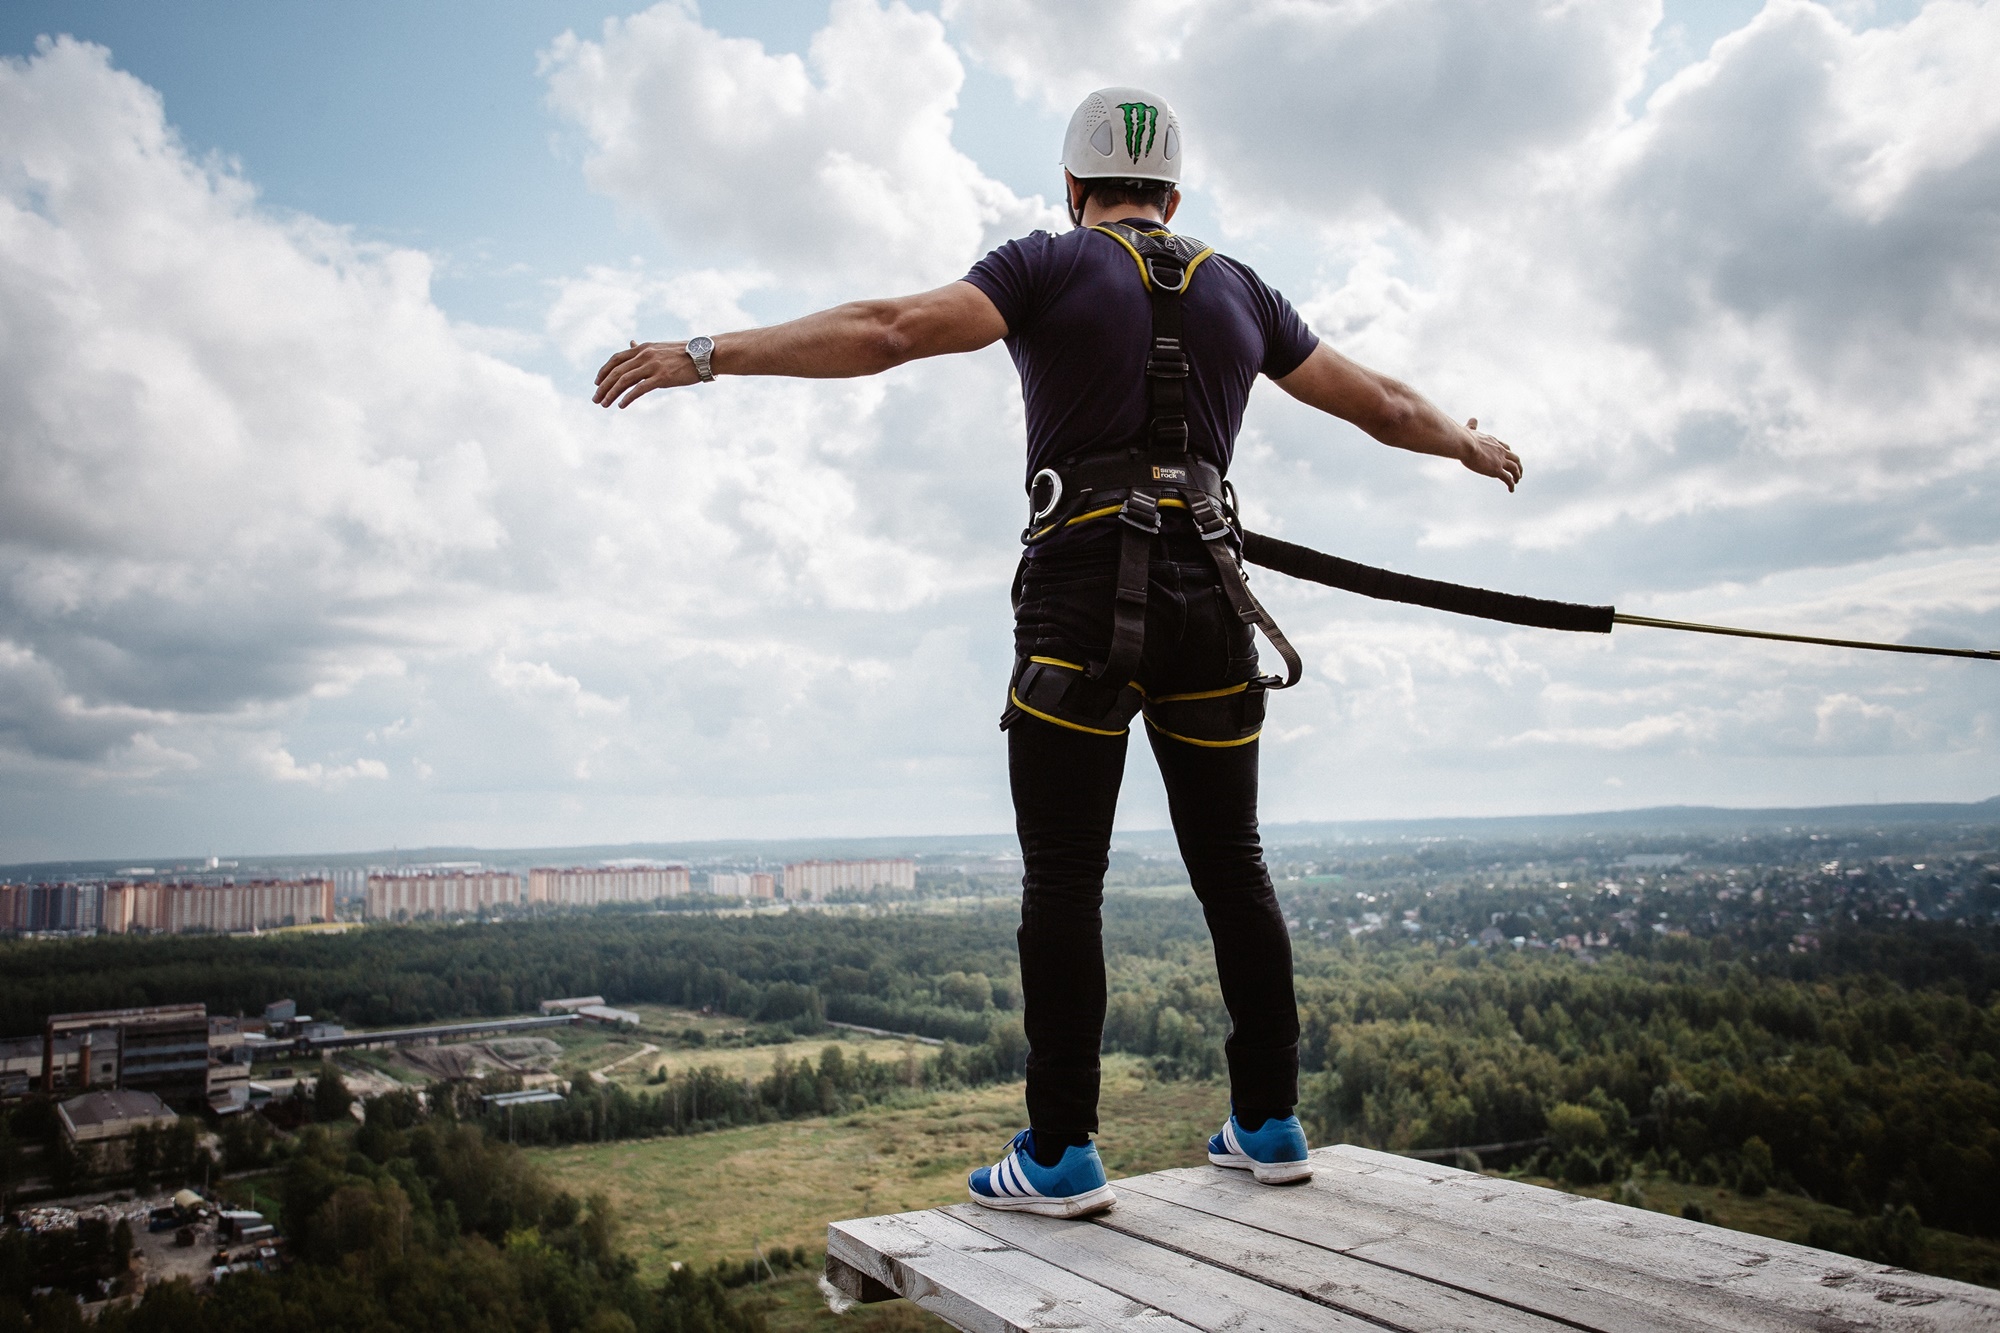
[687,336,715,357]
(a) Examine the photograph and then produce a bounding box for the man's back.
[964,220,1319,491]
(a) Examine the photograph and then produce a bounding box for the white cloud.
[542,0,1061,296]
[3,3,1998,859]
[256,744,390,787]
[0,30,1032,856]
[944,0,1658,223]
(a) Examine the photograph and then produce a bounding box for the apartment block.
[101,879,334,934]
[0,879,333,936]
[703,871,777,899]
[527,864,691,908]
[0,882,103,933]
[364,870,524,920]
[781,859,917,902]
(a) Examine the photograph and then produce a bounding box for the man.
[595,88,1521,1217]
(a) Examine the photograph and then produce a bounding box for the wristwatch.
[686,335,716,383]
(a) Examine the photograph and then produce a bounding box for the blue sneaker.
[1208,1113,1312,1183]
[968,1130,1116,1217]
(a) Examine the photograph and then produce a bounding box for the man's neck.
[1078,201,1167,229]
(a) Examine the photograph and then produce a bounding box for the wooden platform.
[824,1145,2000,1332]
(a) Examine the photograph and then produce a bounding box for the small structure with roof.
[539,996,606,1014]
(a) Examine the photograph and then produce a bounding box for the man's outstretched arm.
[1272,342,1523,492]
[594,281,1008,409]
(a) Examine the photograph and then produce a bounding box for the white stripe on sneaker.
[1222,1120,1243,1157]
[1005,1153,1042,1197]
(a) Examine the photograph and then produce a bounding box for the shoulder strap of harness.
[1073,223,1302,697]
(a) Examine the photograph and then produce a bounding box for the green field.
[528,1054,1227,1276]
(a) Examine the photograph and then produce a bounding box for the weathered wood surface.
[825,1144,2000,1332]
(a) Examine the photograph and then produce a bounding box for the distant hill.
[1252,794,2000,847]
[4,796,1995,882]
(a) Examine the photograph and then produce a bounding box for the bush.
[1736,1136,1774,1198]
[1808,1205,1927,1268]
[1545,1103,1609,1153]
[312,1062,354,1122]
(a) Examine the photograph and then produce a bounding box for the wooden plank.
[1314,1146,2000,1330]
[1072,1189,1580,1333]
[1120,1168,1848,1332]
[828,1208,1200,1333]
[823,1252,898,1304]
[944,1201,1387,1332]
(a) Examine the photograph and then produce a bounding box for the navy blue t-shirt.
[963,219,1319,491]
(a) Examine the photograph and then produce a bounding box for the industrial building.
[42,1005,214,1108]
[57,1089,181,1175]
[781,858,917,902]
[538,996,606,1014]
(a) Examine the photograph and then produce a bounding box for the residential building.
[100,878,335,934]
[782,858,918,902]
[527,864,690,908]
[364,870,524,920]
[0,882,103,933]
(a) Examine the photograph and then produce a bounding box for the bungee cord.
[1607,613,1999,661]
[1238,531,1998,663]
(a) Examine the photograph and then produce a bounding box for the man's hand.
[1461,418,1522,492]
[594,340,696,409]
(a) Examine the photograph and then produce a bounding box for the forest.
[4,1088,766,1333]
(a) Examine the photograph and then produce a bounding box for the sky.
[0,0,1993,862]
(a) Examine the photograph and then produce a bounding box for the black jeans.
[1007,527,1300,1134]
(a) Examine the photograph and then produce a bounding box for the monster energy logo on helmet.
[1116,101,1159,164]
[1062,88,1183,193]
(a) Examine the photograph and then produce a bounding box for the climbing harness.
[1007,223,1990,749]
[1006,222,1302,744]
[1240,532,1999,661]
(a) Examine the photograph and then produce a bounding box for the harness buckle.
[1145,337,1189,379]
[1145,256,1190,293]
[1185,491,1233,543]
[1118,489,1163,535]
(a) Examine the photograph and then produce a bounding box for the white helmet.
[1062,87,1182,183]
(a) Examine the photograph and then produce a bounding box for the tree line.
[0,911,1028,1040]
[478,1030,1029,1148]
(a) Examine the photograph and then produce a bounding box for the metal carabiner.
[1029,467,1064,526]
